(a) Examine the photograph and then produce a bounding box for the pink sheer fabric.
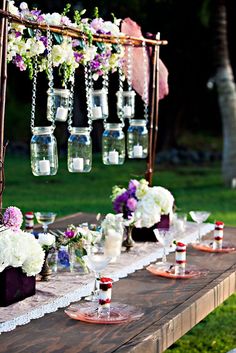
[121,18,169,102]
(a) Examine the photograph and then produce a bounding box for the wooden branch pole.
[0,0,8,209]
[145,44,158,185]
[151,34,161,179]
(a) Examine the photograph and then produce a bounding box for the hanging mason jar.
[47,88,70,122]
[68,127,92,173]
[102,123,125,165]
[127,119,149,159]
[116,90,135,119]
[91,89,108,120]
[31,126,58,176]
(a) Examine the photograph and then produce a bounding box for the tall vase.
[122,226,135,251]
[40,250,52,281]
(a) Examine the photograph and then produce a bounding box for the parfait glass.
[35,212,56,233]
[153,228,174,263]
[189,211,211,243]
[82,251,112,301]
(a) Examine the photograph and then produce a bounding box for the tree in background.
[211,0,236,186]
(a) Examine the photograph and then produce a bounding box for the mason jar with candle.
[91,89,108,120]
[68,127,92,173]
[102,123,125,165]
[47,88,70,122]
[116,90,135,119]
[127,119,148,159]
[31,126,58,176]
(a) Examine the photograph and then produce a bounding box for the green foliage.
[93,6,99,18]
[61,3,71,17]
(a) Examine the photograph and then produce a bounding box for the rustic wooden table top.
[1,214,236,353]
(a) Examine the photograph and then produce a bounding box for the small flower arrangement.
[111,179,174,229]
[0,226,44,276]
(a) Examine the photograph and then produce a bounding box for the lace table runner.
[0,222,214,334]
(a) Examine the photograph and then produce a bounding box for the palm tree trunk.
[213,0,236,187]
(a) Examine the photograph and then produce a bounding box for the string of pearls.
[142,41,149,122]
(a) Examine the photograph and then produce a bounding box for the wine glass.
[35,212,57,233]
[189,211,211,243]
[82,251,112,301]
[153,228,174,263]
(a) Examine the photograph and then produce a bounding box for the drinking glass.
[82,251,112,301]
[35,212,57,233]
[153,228,174,263]
[189,211,211,243]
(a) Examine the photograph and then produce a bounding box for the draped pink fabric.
[121,18,169,102]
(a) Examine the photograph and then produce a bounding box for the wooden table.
[0,214,236,353]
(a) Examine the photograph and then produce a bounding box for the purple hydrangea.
[3,206,23,232]
[113,180,139,218]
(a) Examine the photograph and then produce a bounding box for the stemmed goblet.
[153,228,174,263]
[189,211,211,243]
[82,251,112,301]
[35,212,57,233]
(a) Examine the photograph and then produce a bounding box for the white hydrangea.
[8,1,19,16]
[25,38,45,57]
[103,21,121,36]
[0,228,44,276]
[44,12,62,26]
[134,197,161,228]
[38,233,55,247]
[147,186,174,215]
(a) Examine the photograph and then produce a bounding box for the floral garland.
[7,2,125,83]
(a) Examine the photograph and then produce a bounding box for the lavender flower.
[3,206,23,232]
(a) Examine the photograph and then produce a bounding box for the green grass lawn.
[3,153,236,353]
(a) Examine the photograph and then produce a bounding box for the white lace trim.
[0,222,214,334]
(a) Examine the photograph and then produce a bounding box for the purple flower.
[64,230,75,239]
[3,206,23,232]
[91,60,101,70]
[15,31,22,38]
[74,52,83,63]
[39,36,47,47]
[90,18,104,32]
[13,54,26,71]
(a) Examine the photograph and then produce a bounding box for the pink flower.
[126,197,138,212]
[3,206,23,232]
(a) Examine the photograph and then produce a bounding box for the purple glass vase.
[0,267,36,307]
[132,214,170,242]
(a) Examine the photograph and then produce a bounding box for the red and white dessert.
[25,212,34,233]
[98,277,113,316]
[175,241,186,275]
[213,221,224,250]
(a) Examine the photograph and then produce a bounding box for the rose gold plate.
[146,263,205,279]
[65,302,143,324]
[192,241,236,253]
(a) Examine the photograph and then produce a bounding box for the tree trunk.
[213,0,236,187]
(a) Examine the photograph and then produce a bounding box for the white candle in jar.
[92,106,103,119]
[55,106,68,121]
[133,145,143,158]
[38,159,50,174]
[108,150,119,164]
[72,157,84,171]
[123,105,132,117]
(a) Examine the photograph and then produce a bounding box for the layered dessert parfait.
[213,221,224,250]
[98,277,113,317]
[175,241,186,275]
